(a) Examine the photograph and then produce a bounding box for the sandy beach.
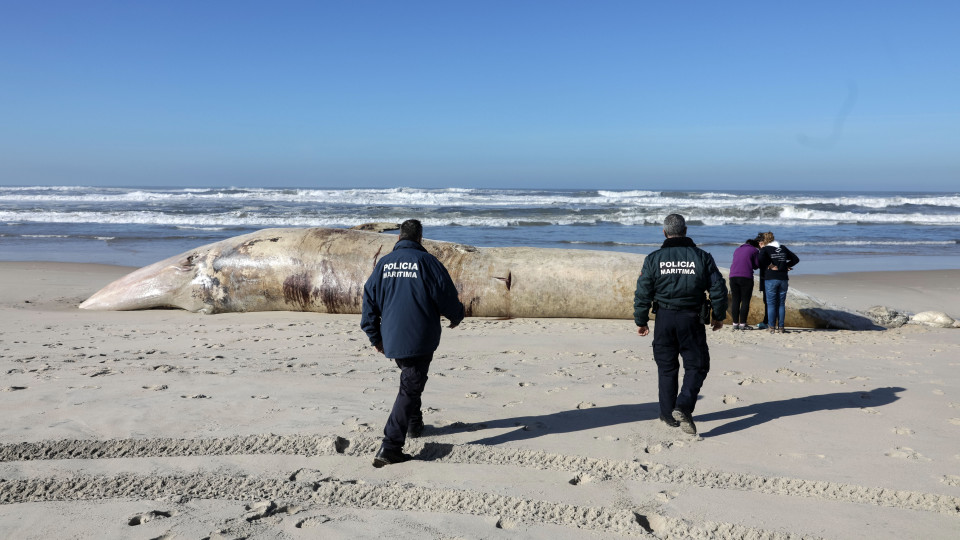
[1,261,959,539]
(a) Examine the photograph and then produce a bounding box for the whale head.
[79,251,208,312]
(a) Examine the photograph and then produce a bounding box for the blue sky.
[1,1,958,191]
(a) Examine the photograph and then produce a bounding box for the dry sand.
[1,261,959,539]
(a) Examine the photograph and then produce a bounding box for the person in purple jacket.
[728,238,760,330]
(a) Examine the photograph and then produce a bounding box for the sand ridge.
[3,433,959,517]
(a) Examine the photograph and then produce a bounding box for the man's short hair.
[663,214,687,237]
[399,219,423,242]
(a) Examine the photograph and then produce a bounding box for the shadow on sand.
[413,387,903,460]
[695,386,905,437]
[422,402,660,448]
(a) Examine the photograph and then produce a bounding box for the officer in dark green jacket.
[634,214,728,435]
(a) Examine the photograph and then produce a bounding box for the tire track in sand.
[1,434,958,517]
[0,471,815,539]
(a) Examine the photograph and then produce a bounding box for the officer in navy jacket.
[361,219,464,467]
[634,214,727,436]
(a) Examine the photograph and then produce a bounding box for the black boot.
[372,445,413,468]
[407,417,424,439]
[672,409,697,435]
[659,414,680,427]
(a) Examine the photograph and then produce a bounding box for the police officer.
[361,219,465,467]
[634,214,728,435]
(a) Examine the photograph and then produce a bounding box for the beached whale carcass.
[78,227,875,329]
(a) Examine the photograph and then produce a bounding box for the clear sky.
[1,1,958,191]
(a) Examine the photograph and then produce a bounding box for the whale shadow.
[696,386,905,437]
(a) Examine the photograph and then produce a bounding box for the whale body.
[79,227,876,329]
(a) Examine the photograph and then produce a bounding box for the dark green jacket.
[634,237,728,326]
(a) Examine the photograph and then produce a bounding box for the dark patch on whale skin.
[193,270,224,311]
[494,271,512,291]
[283,273,313,310]
[464,296,481,317]
[317,260,356,314]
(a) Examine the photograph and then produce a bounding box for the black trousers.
[652,309,710,418]
[382,353,432,451]
[729,276,754,324]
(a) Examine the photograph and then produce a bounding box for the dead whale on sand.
[79,227,876,329]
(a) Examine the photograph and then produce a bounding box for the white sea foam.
[3,186,960,211]
[3,207,960,228]
[790,240,956,246]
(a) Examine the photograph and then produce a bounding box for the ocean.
[2,186,959,274]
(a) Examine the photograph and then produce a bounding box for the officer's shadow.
[416,386,905,460]
[422,402,660,450]
[695,386,905,437]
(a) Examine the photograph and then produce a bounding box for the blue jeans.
[764,279,788,328]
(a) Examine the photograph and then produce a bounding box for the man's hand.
[711,320,723,332]
[373,342,384,354]
[636,325,649,337]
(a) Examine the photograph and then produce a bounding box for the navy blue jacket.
[360,239,465,359]
[634,237,729,326]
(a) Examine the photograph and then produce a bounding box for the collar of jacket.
[661,236,697,248]
[767,241,781,248]
[393,239,428,252]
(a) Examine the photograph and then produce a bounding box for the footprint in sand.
[2,386,28,392]
[885,447,931,461]
[142,384,168,391]
[892,426,914,435]
[245,501,280,522]
[128,510,173,526]
[776,368,811,382]
[465,392,483,399]
[601,383,615,389]
[569,473,594,485]
[943,475,960,487]
[948,418,960,426]
[656,491,679,502]
[722,395,739,405]
[296,515,332,528]
[576,402,596,409]
[496,517,518,529]
[642,441,675,454]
